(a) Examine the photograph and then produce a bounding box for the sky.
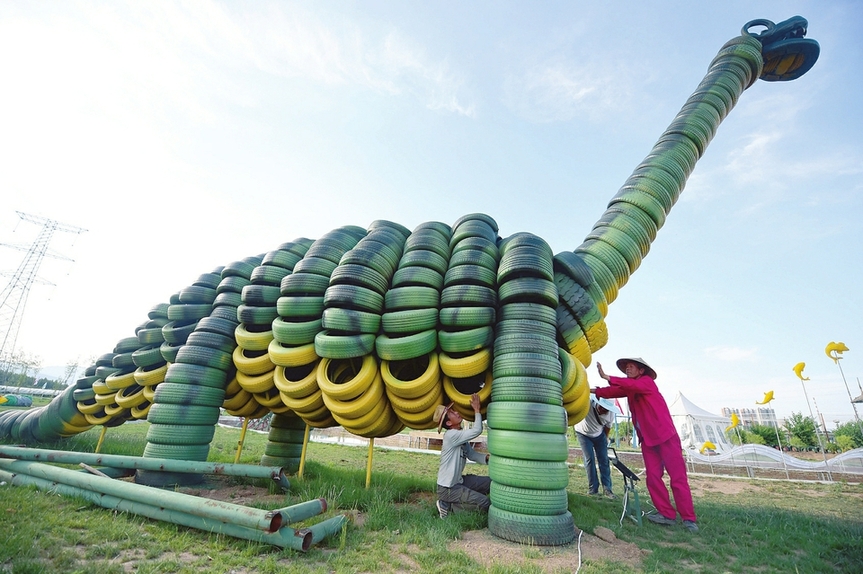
[1,1,861,427]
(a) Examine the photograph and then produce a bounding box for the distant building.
[721,406,784,428]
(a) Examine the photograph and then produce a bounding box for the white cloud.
[503,58,629,123]
[704,346,758,362]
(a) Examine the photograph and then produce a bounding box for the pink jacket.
[594,375,676,447]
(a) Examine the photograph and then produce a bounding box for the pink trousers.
[641,434,696,522]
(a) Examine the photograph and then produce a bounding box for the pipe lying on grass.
[0,445,290,490]
[0,458,284,533]
[0,468,344,551]
[277,498,328,525]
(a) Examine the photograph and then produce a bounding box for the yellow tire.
[235,324,274,351]
[323,372,385,419]
[76,399,104,415]
[565,382,591,423]
[254,386,286,409]
[105,370,137,391]
[236,368,276,394]
[116,385,147,409]
[226,395,263,417]
[393,397,442,429]
[443,370,492,412]
[349,407,401,438]
[281,388,325,413]
[104,402,125,417]
[224,375,242,396]
[387,379,443,413]
[381,353,440,399]
[273,362,319,398]
[223,388,253,410]
[439,348,491,378]
[94,392,117,406]
[268,340,319,368]
[317,355,377,401]
[233,346,275,376]
[330,392,389,429]
[559,349,577,395]
[134,364,168,386]
[131,401,152,420]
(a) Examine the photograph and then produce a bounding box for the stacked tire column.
[137,269,233,485]
[380,221,452,429]
[315,221,408,438]
[216,256,264,419]
[438,214,500,416]
[233,242,313,426]
[486,232,577,546]
[272,228,365,429]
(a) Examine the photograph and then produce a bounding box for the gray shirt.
[436,413,487,487]
[574,404,615,438]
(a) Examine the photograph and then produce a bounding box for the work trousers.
[437,474,491,512]
[576,431,612,494]
[641,433,696,522]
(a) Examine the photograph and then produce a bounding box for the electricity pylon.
[0,211,87,375]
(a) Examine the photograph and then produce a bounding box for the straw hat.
[615,357,657,380]
[433,402,455,433]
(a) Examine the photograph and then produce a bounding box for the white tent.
[669,392,733,453]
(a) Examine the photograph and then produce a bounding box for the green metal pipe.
[0,445,290,490]
[0,458,283,533]
[305,513,348,546]
[277,498,327,524]
[0,469,314,551]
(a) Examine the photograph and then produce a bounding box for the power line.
[0,211,87,373]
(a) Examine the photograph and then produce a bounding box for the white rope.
[573,528,584,573]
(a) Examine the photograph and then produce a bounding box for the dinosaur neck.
[573,34,764,308]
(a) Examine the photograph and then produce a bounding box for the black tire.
[440,285,497,308]
[487,429,569,461]
[492,352,562,382]
[381,308,439,335]
[322,307,381,334]
[488,507,576,546]
[165,363,230,388]
[491,376,563,406]
[330,263,390,295]
[143,442,210,461]
[147,403,220,425]
[488,455,569,489]
[280,272,330,296]
[391,266,444,290]
[439,306,496,328]
[174,345,233,371]
[153,383,226,407]
[146,423,216,445]
[242,284,282,306]
[489,482,569,516]
[486,402,568,434]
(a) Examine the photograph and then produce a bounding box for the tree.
[833,420,863,449]
[749,424,780,448]
[784,412,817,448]
[63,359,80,387]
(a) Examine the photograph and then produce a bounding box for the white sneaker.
[436,500,449,519]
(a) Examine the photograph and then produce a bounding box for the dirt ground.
[170,473,847,574]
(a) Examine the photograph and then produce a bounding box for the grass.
[1,421,862,573]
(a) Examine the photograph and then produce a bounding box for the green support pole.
[0,459,283,533]
[0,469,327,551]
[0,445,290,490]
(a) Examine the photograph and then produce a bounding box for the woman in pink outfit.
[593,357,698,533]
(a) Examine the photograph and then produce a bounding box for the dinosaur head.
[743,16,820,82]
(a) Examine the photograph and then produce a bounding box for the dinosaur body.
[0,17,820,546]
